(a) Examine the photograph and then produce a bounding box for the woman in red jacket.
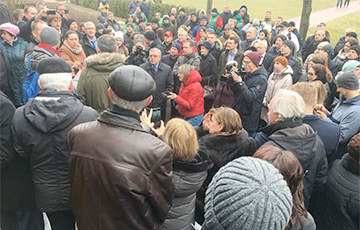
[168,64,204,126]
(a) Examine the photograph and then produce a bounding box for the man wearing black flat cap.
[68,65,174,230]
[11,57,99,230]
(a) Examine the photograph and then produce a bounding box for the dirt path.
[286,1,360,29]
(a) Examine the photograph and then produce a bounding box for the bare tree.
[299,0,312,43]
[4,0,26,22]
[206,0,213,16]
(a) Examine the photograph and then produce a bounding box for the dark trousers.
[1,209,44,230]
[46,210,75,230]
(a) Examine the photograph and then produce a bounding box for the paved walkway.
[286,1,360,29]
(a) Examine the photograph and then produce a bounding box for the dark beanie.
[211,8,218,13]
[190,12,196,17]
[204,157,292,230]
[346,31,357,39]
[321,44,333,57]
[283,40,295,52]
[277,35,287,42]
[37,57,72,75]
[179,7,185,13]
[127,22,134,28]
[66,18,76,29]
[199,41,211,51]
[349,45,360,56]
[144,31,156,41]
[245,51,262,67]
[200,15,208,21]
[151,17,159,24]
[335,71,359,90]
[172,42,181,53]
[96,23,105,30]
[109,65,156,101]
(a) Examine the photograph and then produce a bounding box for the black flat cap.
[37,57,72,75]
[109,65,156,101]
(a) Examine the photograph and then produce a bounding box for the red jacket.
[175,69,204,118]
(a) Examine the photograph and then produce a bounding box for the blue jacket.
[231,66,268,132]
[192,24,211,38]
[139,3,150,20]
[303,114,340,159]
[1,37,28,107]
[328,95,360,160]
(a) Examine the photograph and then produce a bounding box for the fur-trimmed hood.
[85,52,126,71]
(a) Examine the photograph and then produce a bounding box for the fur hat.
[204,157,293,230]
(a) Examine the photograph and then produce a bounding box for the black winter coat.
[1,91,37,212]
[12,90,99,212]
[80,33,97,57]
[315,153,359,230]
[231,66,268,133]
[200,53,217,87]
[195,132,257,224]
[284,53,302,84]
[140,61,174,109]
[162,153,212,230]
[262,120,328,209]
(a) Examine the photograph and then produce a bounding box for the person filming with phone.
[167,64,204,127]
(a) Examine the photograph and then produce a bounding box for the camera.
[220,61,244,84]
[134,45,146,55]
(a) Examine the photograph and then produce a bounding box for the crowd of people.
[0,0,359,229]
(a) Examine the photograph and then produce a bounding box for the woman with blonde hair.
[253,146,316,230]
[310,80,327,105]
[195,106,257,224]
[140,116,212,230]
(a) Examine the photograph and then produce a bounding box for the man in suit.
[254,39,275,76]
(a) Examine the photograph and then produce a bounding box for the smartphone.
[65,9,69,14]
[73,67,80,75]
[162,92,170,97]
[47,9,56,15]
[152,107,161,126]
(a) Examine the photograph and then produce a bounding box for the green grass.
[162,0,357,20]
[307,10,360,46]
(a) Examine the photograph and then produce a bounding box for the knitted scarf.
[64,41,83,55]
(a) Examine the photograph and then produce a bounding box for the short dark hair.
[65,30,79,40]
[229,35,239,45]
[97,34,117,53]
[183,39,194,47]
[55,3,64,10]
[348,133,360,162]
[24,5,36,14]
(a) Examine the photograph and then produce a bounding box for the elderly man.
[231,51,268,137]
[12,57,99,230]
[347,45,360,61]
[315,71,360,161]
[68,65,174,229]
[80,21,98,57]
[140,48,174,120]
[278,21,300,53]
[291,82,341,158]
[281,40,302,83]
[76,35,126,114]
[254,39,275,75]
[255,89,327,210]
[302,26,329,62]
[240,27,257,52]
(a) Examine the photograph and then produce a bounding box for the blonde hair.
[210,107,243,135]
[178,64,193,81]
[310,80,327,104]
[163,118,198,160]
[291,82,318,107]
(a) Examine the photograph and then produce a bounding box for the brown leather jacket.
[67,110,174,230]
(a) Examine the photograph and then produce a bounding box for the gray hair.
[149,48,161,57]
[39,73,72,90]
[317,41,329,48]
[253,39,268,48]
[35,1,46,8]
[97,34,117,53]
[134,38,145,46]
[111,89,149,112]
[317,29,326,36]
[55,3,64,10]
[272,89,306,121]
[84,21,95,28]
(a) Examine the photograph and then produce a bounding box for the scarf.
[337,48,348,60]
[38,41,60,56]
[64,41,83,55]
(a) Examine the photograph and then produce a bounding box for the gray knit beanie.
[40,27,60,46]
[204,157,293,230]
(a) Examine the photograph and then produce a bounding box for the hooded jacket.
[315,153,360,230]
[175,69,204,118]
[260,65,293,123]
[262,120,328,209]
[162,153,213,230]
[231,66,268,133]
[76,52,126,114]
[195,131,257,224]
[173,51,201,92]
[11,90,99,212]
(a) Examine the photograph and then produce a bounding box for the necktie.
[153,65,156,72]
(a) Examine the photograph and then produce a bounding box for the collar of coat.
[259,118,303,136]
[341,153,360,176]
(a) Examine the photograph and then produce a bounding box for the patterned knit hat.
[204,157,293,230]
[275,56,288,68]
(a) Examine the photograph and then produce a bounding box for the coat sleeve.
[216,17,223,31]
[11,112,27,158]
[0,97,16,165]
[337,110,360,143]
[231,76,267,103]
[302,37,311,61]
[292,59,302,83]
[175,83,203,111]
[148,148,175,224]
[75,69,87,104]
[165,69,174,93]
[59,48,75,66]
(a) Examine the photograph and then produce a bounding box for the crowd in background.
[0,0,359,229]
